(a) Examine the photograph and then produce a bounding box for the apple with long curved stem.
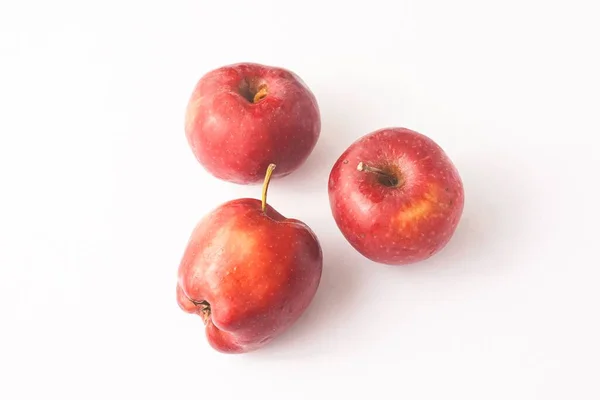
[328,127,465,266]
[177,164,323,353]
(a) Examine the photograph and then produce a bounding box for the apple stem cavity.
[239,79,269,104]
[253,85,268,103]
[357,161,400,187]
[261,163,277,212]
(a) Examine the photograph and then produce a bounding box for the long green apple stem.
[262,163,276,212]
[357,162,399,187]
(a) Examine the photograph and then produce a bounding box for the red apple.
[184,62,321,184]
[176,164,323,353]
[328,128,464,265]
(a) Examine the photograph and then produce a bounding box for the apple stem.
[357,162,399,187]
[253,85,268,103]
[262,163,276,212]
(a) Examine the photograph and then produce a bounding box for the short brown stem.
[357,162,400,187]
[253,85,268,103]
[261,164,276,212]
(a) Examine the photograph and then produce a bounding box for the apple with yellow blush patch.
[328,128,464,265]
[177,164,323,353]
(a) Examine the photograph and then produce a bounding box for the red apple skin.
[184,62,321,184]
[176,199,323,353]
[328,128,464,265]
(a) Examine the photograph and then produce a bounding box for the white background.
[1,1,599,399]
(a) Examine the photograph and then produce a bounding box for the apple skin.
[184,62,321,184]
[176,196,322,353]
[328,127,464,266]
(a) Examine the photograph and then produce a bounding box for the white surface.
[1,1,599,399]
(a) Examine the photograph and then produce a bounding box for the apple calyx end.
[191,299,211,324]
